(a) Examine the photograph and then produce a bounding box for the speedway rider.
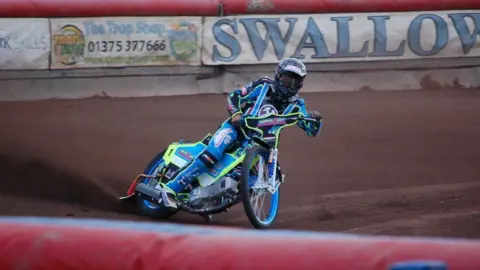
[160,58,323,209]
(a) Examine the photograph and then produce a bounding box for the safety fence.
[0,217,480,270]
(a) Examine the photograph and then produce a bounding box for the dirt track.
[1,89,480,238]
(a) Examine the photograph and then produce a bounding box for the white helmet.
[272,58,307,101]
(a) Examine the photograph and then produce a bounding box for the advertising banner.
[202,10,480,65]
[50,17,203,69]
[0,19,50,70]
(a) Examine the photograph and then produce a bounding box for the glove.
[308,110,322,121]
[231,113,244,128]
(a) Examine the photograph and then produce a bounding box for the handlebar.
[240,114,320,122]
[237,113,322,141]
[235,113,321,128]
[298,116,322,123]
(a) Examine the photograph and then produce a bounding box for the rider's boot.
[160,150,218,209]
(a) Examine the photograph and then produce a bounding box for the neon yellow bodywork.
[160,133,247,187]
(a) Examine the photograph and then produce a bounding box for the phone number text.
[87,40,166,53]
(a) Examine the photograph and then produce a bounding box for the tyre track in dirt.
[0,89,479,237]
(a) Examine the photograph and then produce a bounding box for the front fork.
[266,148,282,194]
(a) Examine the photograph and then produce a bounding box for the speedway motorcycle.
[120,111,322,229]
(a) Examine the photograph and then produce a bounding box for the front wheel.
[240,145,280,229]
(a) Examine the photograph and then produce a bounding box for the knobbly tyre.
[120,111,322,229]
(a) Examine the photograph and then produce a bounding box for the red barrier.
[221,0,480,15]
[2,0,480,17]
[0,0,220,17]
[1,222,480,270]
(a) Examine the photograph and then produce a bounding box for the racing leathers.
[161,77,322,208]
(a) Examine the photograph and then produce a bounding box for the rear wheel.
[240,145,280,229]
[135,150,177,219]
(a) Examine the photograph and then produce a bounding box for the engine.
[189,176,239,207]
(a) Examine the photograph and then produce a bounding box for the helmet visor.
[278,71,303,92]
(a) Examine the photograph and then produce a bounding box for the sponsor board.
[50,17,202,69]
[202,11,480,65]
[0,19,50,70]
